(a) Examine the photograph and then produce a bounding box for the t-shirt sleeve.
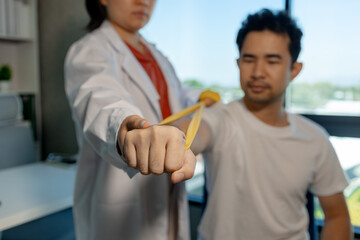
[310,136,349,197]
[201,101,229,151]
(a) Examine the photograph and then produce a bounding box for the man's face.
[238,30,302,106]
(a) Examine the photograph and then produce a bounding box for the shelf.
[0,0,40,159]
[0,35,33,43]
[0,90,37,95]
[0,0,39,94]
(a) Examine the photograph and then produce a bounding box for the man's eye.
[243,58,254,63]
[268,60,279,64]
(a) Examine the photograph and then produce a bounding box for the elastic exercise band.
[159,90,221,150]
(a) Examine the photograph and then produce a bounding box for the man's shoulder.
[216,99,244,113]
[208,100,243,120]
[291,113,329,139]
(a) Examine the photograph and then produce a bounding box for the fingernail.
[139,120,146,128]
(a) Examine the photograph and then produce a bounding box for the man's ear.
[99,0,107,6]
[290,62,303,81]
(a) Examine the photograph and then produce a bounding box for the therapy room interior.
[0,0,360,239]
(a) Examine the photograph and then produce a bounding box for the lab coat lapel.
[100,21,162,120]
[144,41,183,114]
[122,55,162,119]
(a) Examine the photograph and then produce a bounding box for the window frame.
[287,0,360,236]
[302,114,360,138]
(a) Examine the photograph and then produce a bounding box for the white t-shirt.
[198,100,348,240]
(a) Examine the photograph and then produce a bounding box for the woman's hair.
[85,0,107,31]
[236,8,303,63]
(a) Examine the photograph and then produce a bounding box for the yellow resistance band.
[159,90,221,150]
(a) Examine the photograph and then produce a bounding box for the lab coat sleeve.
[64,38,141,177]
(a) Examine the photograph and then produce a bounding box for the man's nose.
[252,61,265,79]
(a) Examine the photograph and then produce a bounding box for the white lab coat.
[65,21,197,240]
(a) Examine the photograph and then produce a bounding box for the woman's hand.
[118,115,196,183]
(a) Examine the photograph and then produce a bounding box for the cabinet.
[0,0,41,159]
[0,0,39,93]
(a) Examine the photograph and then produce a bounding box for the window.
[289,0,360,232]
[143,0,286,199]
[143,0,360,235]
[142,0,285,200]
[143,0,285,98]
[288,0,360,116]
[314,137,360,232]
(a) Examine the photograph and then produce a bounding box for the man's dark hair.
[85,0,107,31]
[236,9,303,63]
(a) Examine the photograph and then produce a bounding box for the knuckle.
[175,133,186,145]
[138,158,149,175]
[128,159,137,168]
[123,147,131,162]
[150,130,160,142]
[165,160,183,172]
[150,166,164,175]
[169,128,185,143]
[149,160,164,175]
[139,167,149,175]
[169,126,179,134]
[151,125,161,133]
[125,131,135,142]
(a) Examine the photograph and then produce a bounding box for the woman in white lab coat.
[65,0,198,239]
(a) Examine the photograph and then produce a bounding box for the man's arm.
[318,192,352,240]
[116,94,217,182]
[171,116,212,155]
[117,113,213,183]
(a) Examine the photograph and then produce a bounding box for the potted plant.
[0,64,12,92]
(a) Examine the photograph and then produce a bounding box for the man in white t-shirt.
[119,8,352,240]
[191,9,352,240]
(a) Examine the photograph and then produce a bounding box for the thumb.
[125,115,151,130]
[171,150,197,184]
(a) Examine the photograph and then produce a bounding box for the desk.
[0,162,76,231]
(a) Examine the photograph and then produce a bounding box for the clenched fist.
[118,115,196,183]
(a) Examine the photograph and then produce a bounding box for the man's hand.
[118,115,196,183]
